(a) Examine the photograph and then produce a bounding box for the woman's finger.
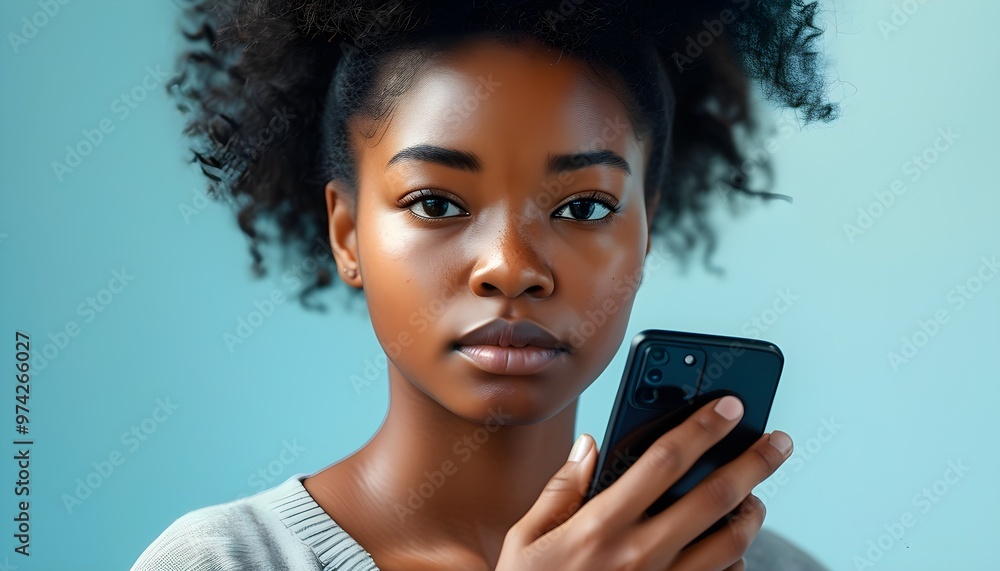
[587,396,746,527]
[665,493,765,571]
[509,434,597,541]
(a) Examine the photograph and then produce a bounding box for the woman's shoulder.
[746,527,829,571]
[129,476,323,571]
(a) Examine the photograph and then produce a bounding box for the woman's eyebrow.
[386,145,480,173]
[549,149,631,177]
[385,144,631,177]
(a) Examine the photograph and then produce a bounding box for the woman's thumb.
[513,434,596,541]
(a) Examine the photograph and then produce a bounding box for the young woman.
[133,1,837,569]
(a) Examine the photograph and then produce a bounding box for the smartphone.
[583,329,783,546]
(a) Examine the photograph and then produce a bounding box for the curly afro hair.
[167,0,839,311]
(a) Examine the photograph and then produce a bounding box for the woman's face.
[329,37,656,425]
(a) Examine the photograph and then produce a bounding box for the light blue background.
[1,1,997,569]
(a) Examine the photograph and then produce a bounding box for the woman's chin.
[440,384,580,427]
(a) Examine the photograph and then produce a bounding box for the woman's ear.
[325,180,363,289]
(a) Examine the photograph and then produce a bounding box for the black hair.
[167,0,838,311]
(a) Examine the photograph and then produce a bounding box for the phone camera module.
[683,354,697,366]
[648,347,669,365]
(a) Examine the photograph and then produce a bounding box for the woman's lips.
[455,345,564,375]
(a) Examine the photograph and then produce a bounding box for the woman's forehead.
[355,37,646,173]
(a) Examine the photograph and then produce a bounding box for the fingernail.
[569,434,589,462]
[769,432,793,456]
[714,395,743,420]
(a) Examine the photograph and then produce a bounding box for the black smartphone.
[583,329,784,546]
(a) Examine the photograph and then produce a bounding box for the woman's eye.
[408,196,467,219]
[553,199,614,222]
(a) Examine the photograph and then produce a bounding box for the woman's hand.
[495,396,793,571]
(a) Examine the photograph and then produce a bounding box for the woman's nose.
[468,216,554,299]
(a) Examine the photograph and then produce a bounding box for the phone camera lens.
[649,348,668,365]
[639,387,658,404]
[646,368,663,384]
[683,354,696,366]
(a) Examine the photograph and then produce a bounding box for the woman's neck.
[303,362,579,570]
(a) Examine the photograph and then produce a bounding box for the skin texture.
[306,36,664,570]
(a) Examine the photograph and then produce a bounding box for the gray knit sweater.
[130,474,829,570]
